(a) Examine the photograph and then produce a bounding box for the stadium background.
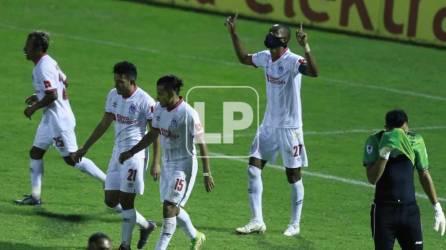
[0,0,445,249]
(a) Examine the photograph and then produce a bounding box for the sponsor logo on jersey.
[266,74,286,85]
[160,128,179,139]
[116,114,137,125]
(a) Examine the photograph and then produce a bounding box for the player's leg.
[16,122,52,205]
[104,153,123,212]
[281,128,307,236]
[155,201,179,250]
[236,126,275,234]
[56,129,106,182]
[396,204,423,250]
[118,156,155,250]
[372,204,397,250]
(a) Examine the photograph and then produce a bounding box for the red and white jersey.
[105,88,156,156]
[152,98,204,162]
[32,54,75,131]
[252,49,306,128]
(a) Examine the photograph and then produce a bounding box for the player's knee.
[286,169,301,184]
[249,157,266,168]
[63,156,76,166]
[29,147,45,159]
[163,200,178,217]
[104,197,119,208]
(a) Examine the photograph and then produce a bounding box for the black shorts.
[370,203,423,250]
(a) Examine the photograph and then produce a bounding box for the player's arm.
[119,128,160,164]
[74,112,114,162]
[23,91,57,119]
[197,142,214,192]
[225,14,254,66]
[418,170,439,205]
[366,146,392,184]
[148,120,161,181]
[296,24,318,77]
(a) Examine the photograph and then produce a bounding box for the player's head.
[24,31,50,61]
[264,24,290,51]
[385,109,409,131]
[156,74,183,107]
[113,61,137,97]
[87,232,112,250]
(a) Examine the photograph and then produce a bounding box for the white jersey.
[252,49,306,128]
[32,54,75,131]
[152,99,204,162]
[105,88,156,157]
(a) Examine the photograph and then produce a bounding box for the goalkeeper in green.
[363,109,445,250]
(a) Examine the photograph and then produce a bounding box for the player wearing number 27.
[225,14,319,236]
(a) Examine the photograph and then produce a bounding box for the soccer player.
[225,15,318,236]
[74,61,158,250]
[363,109,446,250]
[15,31,106,205]
[119,74,214,250]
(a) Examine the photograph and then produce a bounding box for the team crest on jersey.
[112,102,117,108]
[129,104,137,114]
[366,145,373,154]
[278,65,284,74]
[156,116,161,122]
[170,119,178,128]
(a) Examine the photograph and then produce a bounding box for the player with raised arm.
[119,74,214,250]
[73,61,158,250]
[15,31,106,206]
[225,15,319,236]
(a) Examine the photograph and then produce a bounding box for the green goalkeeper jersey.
[362,129,429,171]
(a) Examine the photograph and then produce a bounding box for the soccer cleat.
[283,224,300,237]
[14,194,41,206]
[118,243,131,250]
[235,221,266,234]
[137,220,156,249]
[190,231,206,250]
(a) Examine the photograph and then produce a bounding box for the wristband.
[203,172,211,177]
[379,147,391,160]
[304,43,311,53]
[434,202,443,212]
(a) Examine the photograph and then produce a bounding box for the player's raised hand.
[119,150,133,164]
[25,94,38,106]
[150,163,160,181]
[204,174,214,192]
[296,22,308,47]
[225,13,238,34]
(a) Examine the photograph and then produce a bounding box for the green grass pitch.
[1,0,445,249]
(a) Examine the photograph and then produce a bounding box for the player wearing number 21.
[119,74,214,250]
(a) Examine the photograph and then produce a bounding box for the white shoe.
[235,221,266,234]
[283,224,300,236]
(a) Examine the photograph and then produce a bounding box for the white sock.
[177,208,197,239]
[75,157,106,182]
[155,217,177,250]
[121,208,137,246]
[30,159,43,199]
[248,165,263,224]
[290,179,304,226]
[136,210,149,229]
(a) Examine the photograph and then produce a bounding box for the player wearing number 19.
[15,31,107,206]
[73,61,158,250]
[225,15,319,236]
[119,74,215,250]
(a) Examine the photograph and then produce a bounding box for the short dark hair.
[28,31,50,52]
[88,232,111,250]
[113,61,137,81]
[157,74,184,95]
[385,109,408,129]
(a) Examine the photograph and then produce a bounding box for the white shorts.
[32,121,78,157]
[105,147,146,195]
[249,125,308,168]
[160,157,198,207]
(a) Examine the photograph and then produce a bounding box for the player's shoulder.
[407,131,424,143]
[366,130,385,143]
[35,55,56,72]
[284,50,303,62]
[107,88,118,98]
[135,87,155,103]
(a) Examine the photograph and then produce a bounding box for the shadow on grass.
[0,241,84,250]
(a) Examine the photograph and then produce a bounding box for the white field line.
[1,22,446,102]
[209,152,446,202]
